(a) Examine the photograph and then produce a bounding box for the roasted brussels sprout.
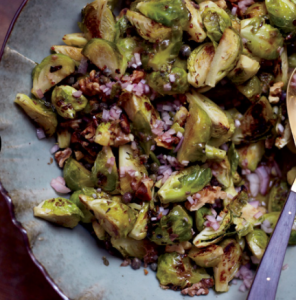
[184,0,207,42]
[14,94,57,137]
[80,195,136,238]
[156,252,210,288]
[246,229,268,259]
[237,141,265,171]
[150,205,193,245]
[236,76,262,102]
[189,245,224,267]
[136,0,189,28]
[158,165,212,203]
[187,43,215,88]
[201,4,232,43]
[213,239,242,292]
[63,157,94,191]
[51,45,83,63]
[147,67,189,95]
[186,90,230,138]
[266,0,296,34]
[240,17,284,60]
[33,197,84,228]
[111,237,149,258]
[195,206,213,232]
[31,54,75,98]
[126,10,172,43]
[51,85,88,119]
[227,55,260,85]
[193,209,232,248]
[80,0,116,41]
[62,33,88,47]
[82,38,127,78]
[177,96,212,163]
[129,203,149,240]
[268,181,288,212]
[245,3,268,18]
[91,146,119,193]
[206,27,242,87]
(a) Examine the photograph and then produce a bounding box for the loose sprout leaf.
[228,143,239,176]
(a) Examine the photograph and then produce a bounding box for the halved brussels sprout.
[186,90,230,138]
[51,85,88,119]
[126,10,172,43]
[268,181,288,212]
[177,97,212,163]
[91,146,119,193]
[14,94,57,137]
[150,205,193,245]
[189,245,224,267]
[213,239,242,292]
[136,0,189,28]
[51,46,84,62]
[187,43,215,88]
[240,96,275,142]
[70,187,111,223]
[158,165,212,203]
[227,55,260,85]
[245,3,268,18]
[195,206,212,232]
[157,252,211,288]
[31,54,75,98]
[193,209,232,248]
[80,195,136,238]
[129,203,149,240]
[63,157,94,191]
[111,237,149,258]
[240,17,284,60]
[80,0,116,41]
[246,229,268,259]
[201,4,232,43]
[82,38,127,78]
[184,0,207,42]
[62,33,88,47]
[237,141,265,171]
[236,76,262,102]
[147,67,189,95]
[205,28,242,87]
[33,197,83,228]
[266,0,296,33]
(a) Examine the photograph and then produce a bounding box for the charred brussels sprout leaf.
[136,0,189,28]
[51,45,84,63]
[91,146,119,193]
[111,237,149,258]
[51,86,88,119]
[129,203,149,240]
[126,10,172,43]
[236,76,262,102]
[63,157,94,191]
[150,205,193,245]
[82,38,127,78]
[62,33,88,47]
[157,252,210,288]
[189,245,224,267]
[240,17,284,60]
[228,143,239,176]
[80,0,116,41]
[187,43,215,88]
[80,195,136,238]
[14,94,57,137]
[33,198,84,228]
[246,229,268,259]
[158,165,212,203]
[213,239,242,292]
[31,54,75,98]
[265,0,296,34]
[268,181,289,212]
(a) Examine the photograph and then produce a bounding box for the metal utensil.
[247,69,296,300]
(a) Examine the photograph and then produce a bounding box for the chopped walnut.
[81,124,96,142]
[214,0,227,9]
[275,121,292,149]
[130,70,145,84]
[120,259,131,267]
[185,186,227,211]
[181,279,214,297]
[160,285,170,290]
[268,81,284,104]
[74,150,84,161]
[55,148,72,168]
[78,70,100,96]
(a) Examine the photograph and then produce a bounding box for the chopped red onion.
[36,89,44,99]
[255,166,270,195]
[163,83,172,91]
[150,145,155,151]
[246,173,260,197]
[181,160,189,166]
[273,161,282,177]
[249,200,259,208]
[211,208,217,217]
[131,141,137,150]
[238,0,254,13]
[187,196,194,204]
[211,222,220,231]
[50,144,60,154]
[102,109,110,122]
[36,128,46,140]
[72,90,83,98]
[235,119,241,128]
[277,123,285,134]
[282,264,288,270]
[239,283,247,292]
[242,37,248,44]
[232,279,238,285]
[216,215,223,222]
[134,53,142,66]
[174,136,184,153]
[251,256,261,264]
[169,74,176,83]
[176,131,183,139]
[126,84,134,92]
[151,217,157,221]
[206,215,216,223]
[55,176,65,184]
[144,84,150,94]
[106,156,115,174]
[220,143,229,151]
[109,106,122,120]
[254,211,263,219]
[231,6,237,15]
[50,177,71,194]
[77,57,88,74]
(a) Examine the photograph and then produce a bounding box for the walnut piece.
[268,81,284,104]
[78,70,101,96]
[55,148,72,168]
[181,279,214,297]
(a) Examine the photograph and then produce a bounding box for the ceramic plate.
[0,1,295,299]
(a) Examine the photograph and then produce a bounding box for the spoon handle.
[247,185,296,300]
